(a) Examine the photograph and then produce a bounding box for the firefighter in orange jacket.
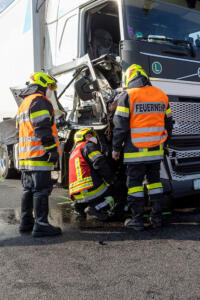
[112,64,173,230]
[69,128,115,221]
[16,72,62,237]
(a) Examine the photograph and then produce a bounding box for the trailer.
[1,0,200,204]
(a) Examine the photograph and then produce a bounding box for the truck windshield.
[123,0,200,48]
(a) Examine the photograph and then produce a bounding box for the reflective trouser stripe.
[73,183,108,202]
[104,196,115,208]
[128,186,144,197]
[147,182,163,195]
[95,196,114,210]
[95,200,109,210]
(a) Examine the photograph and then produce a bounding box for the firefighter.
[112,64,173,230]
[69,128,115,221]
[17,72,62,237]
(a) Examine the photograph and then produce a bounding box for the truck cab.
[1,0,200,203]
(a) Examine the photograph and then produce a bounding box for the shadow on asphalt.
[0,207,200,247]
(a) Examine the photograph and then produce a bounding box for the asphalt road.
[1,179,200,300]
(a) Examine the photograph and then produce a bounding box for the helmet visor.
[48,82,57,91]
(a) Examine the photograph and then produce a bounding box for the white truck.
[1,0,200,205]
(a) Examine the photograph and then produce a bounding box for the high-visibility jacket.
[69,141,112,202]
[128,86,168,148]
[69,141,94,196]
[113,85,173,164]
[16,93,61,170]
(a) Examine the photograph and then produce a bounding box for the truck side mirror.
[74,77,99,101]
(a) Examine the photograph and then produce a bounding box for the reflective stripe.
[69,177,93,188]
[131,127,165,134]
[117,106,129,113]
[44,144,57,150]
[75,157,82,181]
[147,182,163,190]
[19,136,41,143]
[166,108,172,115]
[147,182,163,195]
[115,106,130,118]
[30,110,50,119]
[19,160,54,171]
[124,155,163,163]
[132,135,167,143]
[104,196,115,208]
[95,199,109,210]
[148,188,163,195]
[19,165,53,171]
[70,182,94,193]
[19,160,54,167]
[17,110,30,124]
[124,148,164,163]
[18,145,45,152]
[166,113,172,118]
[73,183,108,202]
[128,186,144,197]
[88,151,103,161]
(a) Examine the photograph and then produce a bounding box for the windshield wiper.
[136,36,195,57]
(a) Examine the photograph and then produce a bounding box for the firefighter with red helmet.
[69,128,115,221]
[112,64,173,230]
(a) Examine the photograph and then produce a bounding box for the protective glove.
[112,150,120,160]
[47,150,59,163]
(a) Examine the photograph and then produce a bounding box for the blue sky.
[0,0,15,13]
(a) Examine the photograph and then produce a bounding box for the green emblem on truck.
[152,62,162,74]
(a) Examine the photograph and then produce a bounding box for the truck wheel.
[0,143,9,179]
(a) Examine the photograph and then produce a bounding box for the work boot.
[149,200,162,228]
[32,222,62,237]
[85,195,115,221]
[124,202,144,231]
[85,206,109,221]
[19,191,34,233]
[73,202,87,218]
[32,196,62,237]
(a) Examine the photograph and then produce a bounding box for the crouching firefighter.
[16,72,62,237]
[112,64,173,230]
[69,128,115,221]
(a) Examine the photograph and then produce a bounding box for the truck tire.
[0,143,10,179]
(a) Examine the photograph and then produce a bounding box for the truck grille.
[167,148,200,181]
[171,102,200,135]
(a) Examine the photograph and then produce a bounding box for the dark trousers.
[21,171,53,198]
[20,171,53,225]
[126,161,161,204]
